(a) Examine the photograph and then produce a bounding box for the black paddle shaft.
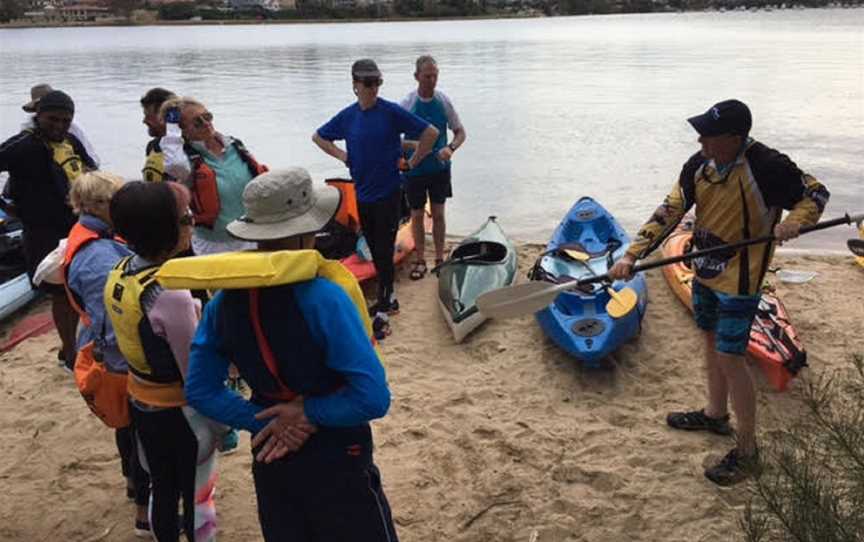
[575,213,863,286]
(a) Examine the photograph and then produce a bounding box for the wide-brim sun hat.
[227,167,341,242]
[22,83,54,113]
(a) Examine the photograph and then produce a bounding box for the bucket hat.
[22,83,54,112]
[227,168,340,242]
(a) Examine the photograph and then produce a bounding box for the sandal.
[409,259,427,281]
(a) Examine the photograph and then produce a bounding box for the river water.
[1,9,861,250]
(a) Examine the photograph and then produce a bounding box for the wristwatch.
[447,143,457,152]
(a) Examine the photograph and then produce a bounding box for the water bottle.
[356,235,372,262]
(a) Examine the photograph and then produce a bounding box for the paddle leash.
[477,212,864,320]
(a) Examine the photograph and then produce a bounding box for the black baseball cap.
[351,59,381,79]
[37,90,75,115]
[687,99,752,137]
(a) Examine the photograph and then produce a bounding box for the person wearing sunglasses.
[157,96,268,257]
[313,58,439,318]
[608,99,829,487]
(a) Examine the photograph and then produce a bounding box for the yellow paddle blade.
[562,248,590,261]
[606,287,638,319]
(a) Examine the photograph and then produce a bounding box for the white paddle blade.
[476,281,564,319]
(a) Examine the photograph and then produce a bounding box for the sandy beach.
[1,245,861,542]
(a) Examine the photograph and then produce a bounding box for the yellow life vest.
[105,256,185,407]
[156,249,374,341]
[48,139,86,183]
[142,148,166,183]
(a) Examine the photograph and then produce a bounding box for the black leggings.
[115,421,150,507]
[358,189,403,300]
[131,405,198,541]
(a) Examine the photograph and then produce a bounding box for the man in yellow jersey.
[610,99,829,485]
[0,90,97,370]
[140,87,178,182]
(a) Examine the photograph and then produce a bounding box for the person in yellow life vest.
[63,171,151,537]
[182,169,398,541]
[609,99,829,486]
[140,87,178,183]
[156,96,267,256]
[105,181,223,542]
[0,89,97,370]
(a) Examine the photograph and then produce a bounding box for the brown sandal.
[409,260,427,280]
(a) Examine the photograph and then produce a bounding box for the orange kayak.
[660,216,807,392]
[322,178,415,284]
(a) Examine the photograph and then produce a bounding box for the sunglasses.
[179,211,195,226]
[191,111,214,129]
[355,77,382,88]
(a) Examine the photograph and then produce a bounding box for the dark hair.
[110,181,181,260]
[140,87,176,109]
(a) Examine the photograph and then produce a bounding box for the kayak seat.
[450,241,508,264]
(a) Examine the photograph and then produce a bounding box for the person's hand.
[608,253,637,281]
[250,398,317,463]
[774,221,801,243]
[437,145,454,162]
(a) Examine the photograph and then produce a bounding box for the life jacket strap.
[249,288,298,402]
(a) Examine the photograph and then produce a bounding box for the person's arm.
[147,288,200,379]
[185,292,268,433]
[409,124,439,170]
[609,153,700,279]
[747,143,829,241]
[312,132,348,165]
[296,279,390,427]
[313,111,349,165]
[437,92,466,162]
[161,108,192,182]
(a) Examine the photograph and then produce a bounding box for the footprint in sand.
[551,462,623,492]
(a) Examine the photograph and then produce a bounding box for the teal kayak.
[437,216,517,342]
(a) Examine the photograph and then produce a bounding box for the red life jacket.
[62,222,104,327]
[185,138,267,229]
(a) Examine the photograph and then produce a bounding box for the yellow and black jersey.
[142,138,175,183]
[627,140,829,296]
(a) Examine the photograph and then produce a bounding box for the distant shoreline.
[2,5,861,30]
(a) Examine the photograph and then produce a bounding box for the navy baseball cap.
[687,99,752,137]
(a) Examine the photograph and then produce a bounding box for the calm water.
[1,9,862,250]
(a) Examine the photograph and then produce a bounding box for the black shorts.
[405,169,452,210]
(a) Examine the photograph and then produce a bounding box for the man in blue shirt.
[401,55,467,280]
[313,58,438,316]
[184,168,398,541]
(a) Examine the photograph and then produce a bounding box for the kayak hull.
[534,197,648,366]
[437,217,517,342]
[660,215,806,391]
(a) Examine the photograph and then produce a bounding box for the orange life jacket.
[62,222,123,327]
[184,139,267,229]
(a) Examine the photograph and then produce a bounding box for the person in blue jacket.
[184,168,398,542]
[313,58,438,317]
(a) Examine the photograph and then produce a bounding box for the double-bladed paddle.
[477,212,864,320]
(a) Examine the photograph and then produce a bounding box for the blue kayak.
[532,197,648,366]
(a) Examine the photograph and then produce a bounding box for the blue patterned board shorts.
[692,280,761,355]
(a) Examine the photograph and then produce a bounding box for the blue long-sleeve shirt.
[67,214,132,373]
[185,277,391,434]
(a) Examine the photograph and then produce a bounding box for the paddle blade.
[606,287,638,319]
[562,248,590,262]
[476,281,564,319]
[848,238,864,257]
